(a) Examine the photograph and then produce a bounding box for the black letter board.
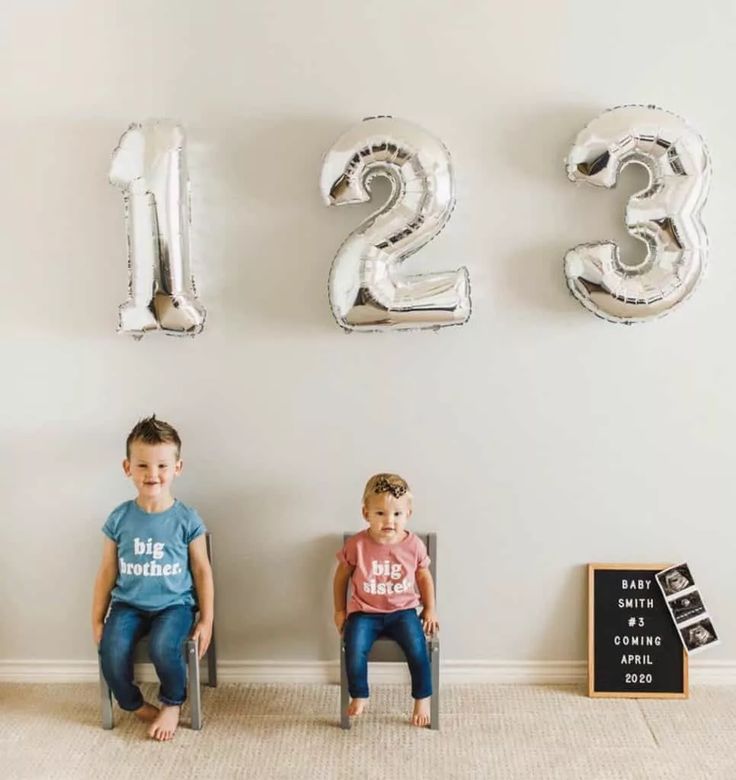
[588,563,688,698]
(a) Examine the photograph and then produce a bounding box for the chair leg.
[207,632,218,688]
[99,657,114,730]
[340,642,350,730]
[430,641,440,731]
[187,639,202,731]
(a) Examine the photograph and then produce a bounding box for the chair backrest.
[342,531,437,588]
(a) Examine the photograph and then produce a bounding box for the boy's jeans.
[99,602,196,711]
[343,608,432,699]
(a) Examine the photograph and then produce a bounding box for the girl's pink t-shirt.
[337,530,430,615]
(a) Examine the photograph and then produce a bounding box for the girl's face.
[362,492,412,544]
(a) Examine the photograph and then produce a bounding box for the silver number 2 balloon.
[321,117,471,332]
[109,120,206,337]
[565,105,711,324]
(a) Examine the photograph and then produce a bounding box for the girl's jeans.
[99,602,196,711]
[344,608,432,699]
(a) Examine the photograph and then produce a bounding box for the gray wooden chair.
[99,532,217,731]
[339,532,440,730]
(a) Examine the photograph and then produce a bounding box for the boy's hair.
[362,473,412,505]
[126,415,181,459]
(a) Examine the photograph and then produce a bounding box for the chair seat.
[347,635,439,663]
[133,637,151,663]
[130,636,201,663]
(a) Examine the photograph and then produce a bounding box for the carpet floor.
[2,683,736,779]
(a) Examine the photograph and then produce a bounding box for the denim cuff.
[411,686,432,700]
[118,694,145,712]
[159,693,187,707]
[348,686,370,699]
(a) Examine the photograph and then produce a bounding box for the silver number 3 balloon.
[110,120,206,337]
[321,116,471,332]
[565,105,711,324]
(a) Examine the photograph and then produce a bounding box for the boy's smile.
[123,441,182,512]
[362,492,412,545]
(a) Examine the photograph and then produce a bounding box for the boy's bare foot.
[411,697,431,727]
[348,698,368,717]
[133,702,159,723]
[147,705,180,741]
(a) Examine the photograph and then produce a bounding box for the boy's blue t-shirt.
[102,499,206,611]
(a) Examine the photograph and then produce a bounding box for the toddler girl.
[333,473,438,726]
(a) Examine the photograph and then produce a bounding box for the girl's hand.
[421,609,440,636]
[191,619,213,659]
[334,610,347,635]
[93,621,104,646]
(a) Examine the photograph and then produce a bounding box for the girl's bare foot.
[411,697,431,727]
[147,705,180,741]
[133,702,159,723]
[348,698,368,717]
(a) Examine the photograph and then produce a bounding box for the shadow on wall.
[195,488,341,660]
[7,115,385,340]
[531,564,588,662]
[495,103,649,319]
[6,109,661,339]
[0,424,122,658]
[190,116,382,335]
[0,118,137,339]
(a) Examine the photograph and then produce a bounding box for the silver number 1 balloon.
[565,105,711,324]
[110,120,206,337]
[321,116,471,332]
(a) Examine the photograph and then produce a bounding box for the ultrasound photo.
[657,564,694,597]
[680,617,719,653]
[670,590,705,624]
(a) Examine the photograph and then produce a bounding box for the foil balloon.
[565,105,711,324]
[110,120,206,337]
[320,116,471,332]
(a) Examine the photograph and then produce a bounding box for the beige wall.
[1,0,734,664]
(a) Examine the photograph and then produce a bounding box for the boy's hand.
[421,609,440,636]
[191,619,213,659]
[92,621,104,646]
[334,610,347,635]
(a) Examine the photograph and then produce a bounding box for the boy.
[92,416,214,741]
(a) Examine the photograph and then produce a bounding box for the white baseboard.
[214,660,585,685]
[1,659,735,685]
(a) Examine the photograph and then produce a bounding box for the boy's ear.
[361,504,368,520]
[122,459,131,477]
[175,459,183,476]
